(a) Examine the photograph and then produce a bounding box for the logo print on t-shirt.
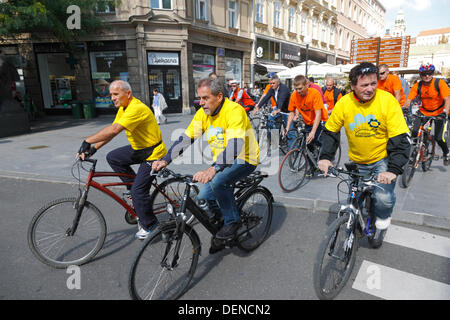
[349,114,380,137]
[207,125,224,148]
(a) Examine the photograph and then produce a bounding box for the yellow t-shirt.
[325,90,409,164]
[185,98,259,166]
[113,97,167,161]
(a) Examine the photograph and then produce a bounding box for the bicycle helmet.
[419,63,435,73]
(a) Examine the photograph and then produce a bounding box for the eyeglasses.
[420,72,433,77]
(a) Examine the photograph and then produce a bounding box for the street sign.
[350,36,411,67]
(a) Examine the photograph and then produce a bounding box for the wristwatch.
[212,164,222,172]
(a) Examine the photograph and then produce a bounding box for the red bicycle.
[27,158,198,268]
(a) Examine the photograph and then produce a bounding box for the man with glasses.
[253,74,295,152]
[403,63,450,166]
[377,64,406,106]
[318,62,411,248]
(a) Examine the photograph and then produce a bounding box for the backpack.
[322,86,341,105]
[417,78,444,112]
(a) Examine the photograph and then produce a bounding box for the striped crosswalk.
[351,224,450,300]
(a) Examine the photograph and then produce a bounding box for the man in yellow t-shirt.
[152,77,259,242]
[317,62,411,248]
[77,80,166,240]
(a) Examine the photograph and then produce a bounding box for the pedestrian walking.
[152,88,168,125]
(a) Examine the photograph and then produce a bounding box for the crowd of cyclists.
[76,61,449,259]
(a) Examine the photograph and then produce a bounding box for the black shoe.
[369,228,387,249]
[209,237,226,254]
[215,222,240,240]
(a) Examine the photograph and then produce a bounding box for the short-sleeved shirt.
[113,97,167,160]
[288,88,328,126]
[377,74,406,106]
[325,89,409,164]
[407,78,450,116]
[185,98,259,166]
[323,89,342,112]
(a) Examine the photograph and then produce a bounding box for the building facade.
[335,0,385,63]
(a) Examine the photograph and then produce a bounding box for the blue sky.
[380,0,450,37]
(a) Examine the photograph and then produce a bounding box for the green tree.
[0,0,117,45]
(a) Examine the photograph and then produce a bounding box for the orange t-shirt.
[407,78,450,116]
[323,89,342,112]
[288,88,328,126]
[377,74,406,106]
[263,84,277,107]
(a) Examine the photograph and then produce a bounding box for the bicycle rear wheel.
[313,214,359,300]
[278,148,308,192]
[128,223,200,300]
[150,178,199,224]
[236,188,273,252]
[28,197,106,268]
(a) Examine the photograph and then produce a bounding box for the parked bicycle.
[400,113,445,188]
[313,163,387,300]
[278,116,341,192]
[27,158,198,269]
[128,168,273,300]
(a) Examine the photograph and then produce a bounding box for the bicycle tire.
[28,197,107,269]
[313,214,359,300]
[421,134,435,172]
[278,148,308,192]
[150,178,199,225]
[128,223,200,300]
[236,188,273,252]
[400,147,418,188]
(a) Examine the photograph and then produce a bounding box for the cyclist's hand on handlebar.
[77,140,96,160]
[317,159,333,177]
[152,160,168,172]
[377,171,397,184]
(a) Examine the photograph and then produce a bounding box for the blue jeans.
[197,159,256,226]
[356,158,396,220]
[267,112,296,151]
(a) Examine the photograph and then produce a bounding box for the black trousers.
[106,145,158,230]
[411,116,449,156]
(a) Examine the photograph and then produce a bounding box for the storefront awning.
[254,62,289,74]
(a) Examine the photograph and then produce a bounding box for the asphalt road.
[1,177,449,300]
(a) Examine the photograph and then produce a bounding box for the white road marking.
[353,260,450,300]
[384,224,450,258]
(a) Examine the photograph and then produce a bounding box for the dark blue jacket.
[258,83,291,113]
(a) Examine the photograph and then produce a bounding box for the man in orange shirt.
[377,64,406,106]
[403,63,450,165]
[322,78,342,115]
[286,75,328,177]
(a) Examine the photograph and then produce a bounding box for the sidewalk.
[0,113,449,230]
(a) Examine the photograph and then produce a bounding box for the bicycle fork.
[67,188,89,236]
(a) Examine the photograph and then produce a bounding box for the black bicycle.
[128,168,273,300]
[313,163,385,300]
[250,106,289,156]
[278,116,341,192]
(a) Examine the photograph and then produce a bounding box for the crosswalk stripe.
[352,260,450,300]
[384,224,450,258]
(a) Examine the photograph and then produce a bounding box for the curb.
[1,172,449,231]
[273,195,450,231]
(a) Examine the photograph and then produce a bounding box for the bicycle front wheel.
[129,223,200,300]
[421,135,435,172]
[278,148,308,192]
[237,188,273,252]
[28,197,106,268]
[150,178,199,224]
[313,214,359,300]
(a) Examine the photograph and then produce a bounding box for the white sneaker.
[135,222,159,240]
[375,217,391,230]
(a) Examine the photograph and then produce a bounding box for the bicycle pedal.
[434,156,440,160]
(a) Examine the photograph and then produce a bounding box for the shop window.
[225,57,242,85]
[193,52,215,96]
[89,51,128,108]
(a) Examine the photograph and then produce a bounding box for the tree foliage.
[0,0,116,45]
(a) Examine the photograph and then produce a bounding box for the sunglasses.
[379,71,387,75]
[358,66,378,76]
[420,72,433,77]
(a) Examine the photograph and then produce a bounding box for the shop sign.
[281,43,301,62]
[148,52,179,65]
